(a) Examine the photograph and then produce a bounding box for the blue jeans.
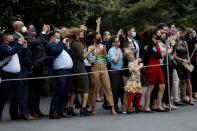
[50,69,71,114]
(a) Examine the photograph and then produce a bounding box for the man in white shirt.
[46,31,73,119]
[0,34,27,121]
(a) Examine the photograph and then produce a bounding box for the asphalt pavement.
[0,94,197,131]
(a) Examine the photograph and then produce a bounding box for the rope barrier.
[0,64,165,82]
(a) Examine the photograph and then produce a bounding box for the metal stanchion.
[166,44,172,112]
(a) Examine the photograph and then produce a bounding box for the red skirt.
[145,66,164,85]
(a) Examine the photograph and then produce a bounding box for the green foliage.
[0,0,197,34]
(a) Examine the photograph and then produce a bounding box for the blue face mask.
[56,38,60,44]
[131,32,136,38]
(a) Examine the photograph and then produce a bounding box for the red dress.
[145,43,164,85]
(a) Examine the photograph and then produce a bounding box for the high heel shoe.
[67,107,77,116]
[189,100,194,106]
[80,108,91,117]
[192,95,197,100]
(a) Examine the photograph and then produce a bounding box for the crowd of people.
[0,18,197,121]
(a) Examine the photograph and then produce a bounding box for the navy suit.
[46,42,71,115]
[0,41,27,120]
[27,33,48,116]
[7,32,31,119]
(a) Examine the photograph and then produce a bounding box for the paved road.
[0,97,197,131]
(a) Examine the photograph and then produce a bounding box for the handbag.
[178,47,196,72]
[181,61,194,72]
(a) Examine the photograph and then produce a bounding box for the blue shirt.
[108,46,123,70]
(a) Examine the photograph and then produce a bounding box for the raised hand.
[42,24,50,34]
[18,37,25,45]
[96,17,101,25]
[80,25,87,31]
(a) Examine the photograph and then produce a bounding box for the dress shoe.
[58,113,71,118]
[35,111,47,117]
[174,101,185,106]
[49,113,61,119]
[20,116,30,121]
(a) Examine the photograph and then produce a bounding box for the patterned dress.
[124,60,143,93]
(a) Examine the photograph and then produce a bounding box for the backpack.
[0,56,12,69]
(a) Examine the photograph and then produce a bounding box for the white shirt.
[158,42,166,63]
[2,54,21,73]
[53,49,73,70]
[128,38,140,59]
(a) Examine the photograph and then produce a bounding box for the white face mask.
[22,26,27,33]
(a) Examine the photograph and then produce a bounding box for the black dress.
[69,41,89,93]
[186,36,197,92]
[176,45,191,80]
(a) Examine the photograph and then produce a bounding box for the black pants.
[109,70,124,109]
[162,66,173,104]
[28,66,44,115]
[9,67,29,118]
[0,71,26,119]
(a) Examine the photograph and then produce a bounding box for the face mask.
[9,41,14,45]
[96,39,101,44]
[131,32,136,38]
[156,35,161,40]
[161,35,167,42]
[56,38,60,44]
[79,37,85,43]
[22,26,27,33]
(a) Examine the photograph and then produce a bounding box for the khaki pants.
[122,76,130,111]
[171,69,181,102]
[180,80,187,100]
[88,64,114,107]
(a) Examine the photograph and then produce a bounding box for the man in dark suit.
[27,24,50,118]
[0,34,27,121]
[10,21,38,120]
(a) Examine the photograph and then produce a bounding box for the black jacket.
[25,33,48,66]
